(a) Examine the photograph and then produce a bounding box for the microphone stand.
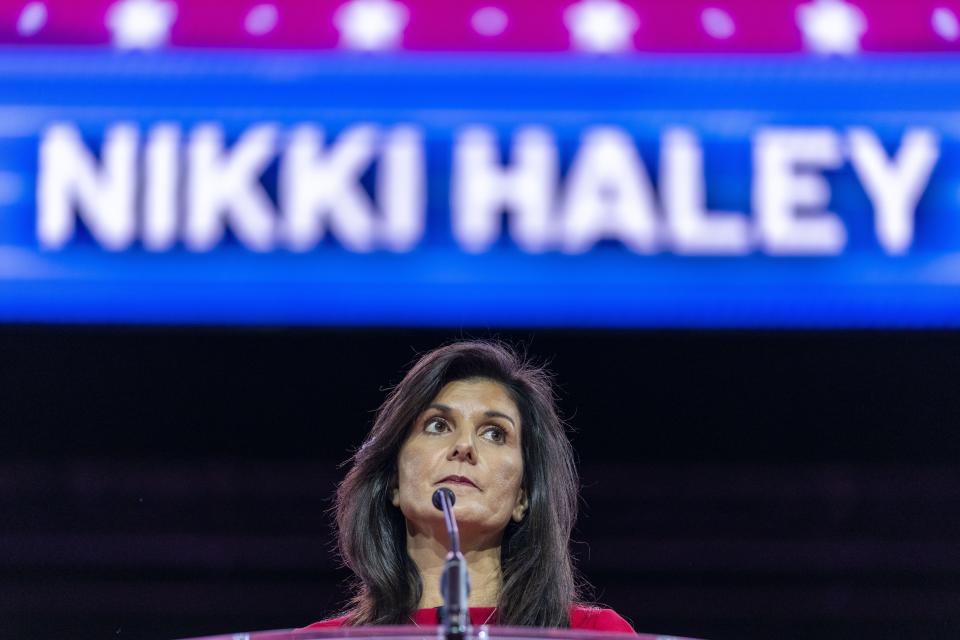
[432,488,472,640]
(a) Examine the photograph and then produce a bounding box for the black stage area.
[3,328,959,640]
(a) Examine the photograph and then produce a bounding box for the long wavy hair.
[334,340,581,627]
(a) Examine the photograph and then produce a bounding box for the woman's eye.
[481,425,507,443]
[424,417,449,433]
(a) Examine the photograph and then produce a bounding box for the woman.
[305,341,633,632]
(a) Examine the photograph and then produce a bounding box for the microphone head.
[432,487,456,511]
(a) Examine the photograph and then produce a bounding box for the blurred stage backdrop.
[2,0,960,638]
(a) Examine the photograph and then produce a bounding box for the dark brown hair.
[334,340,581,627]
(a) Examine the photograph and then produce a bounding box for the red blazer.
[302,605,635,633]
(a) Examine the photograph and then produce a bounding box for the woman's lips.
[436,475,479,489]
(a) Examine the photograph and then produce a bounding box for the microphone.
[432,486,456,512]
[432,488,471,639]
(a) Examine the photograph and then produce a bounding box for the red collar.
[409,607,498,626]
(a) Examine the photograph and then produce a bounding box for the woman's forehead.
[429,377,520,421]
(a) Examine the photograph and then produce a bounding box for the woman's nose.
[447,434,477,463]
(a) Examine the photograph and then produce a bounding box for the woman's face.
[392,377,527,541]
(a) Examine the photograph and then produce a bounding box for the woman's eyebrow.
[485,410,516,427]
[427,404,516,427]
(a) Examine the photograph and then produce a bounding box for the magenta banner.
[2,0,960,53]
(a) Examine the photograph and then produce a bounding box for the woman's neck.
[406,527,503,609]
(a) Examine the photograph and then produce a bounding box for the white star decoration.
[472,6,508,37]
[245,4,279,36]
[564,0,639,54]
[106,0,176,50]
[796,0,866,55]
[932,8,960,42]
[334,0,408,51]
[702,7,735,40]
[17,2,48,37]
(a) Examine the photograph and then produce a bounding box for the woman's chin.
[448,514,511,539]
[404,504,509,541]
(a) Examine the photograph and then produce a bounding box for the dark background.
[3,327,960,640]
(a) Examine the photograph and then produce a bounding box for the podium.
[179,625,703,640]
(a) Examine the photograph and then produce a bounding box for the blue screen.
[1,49,959,326]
